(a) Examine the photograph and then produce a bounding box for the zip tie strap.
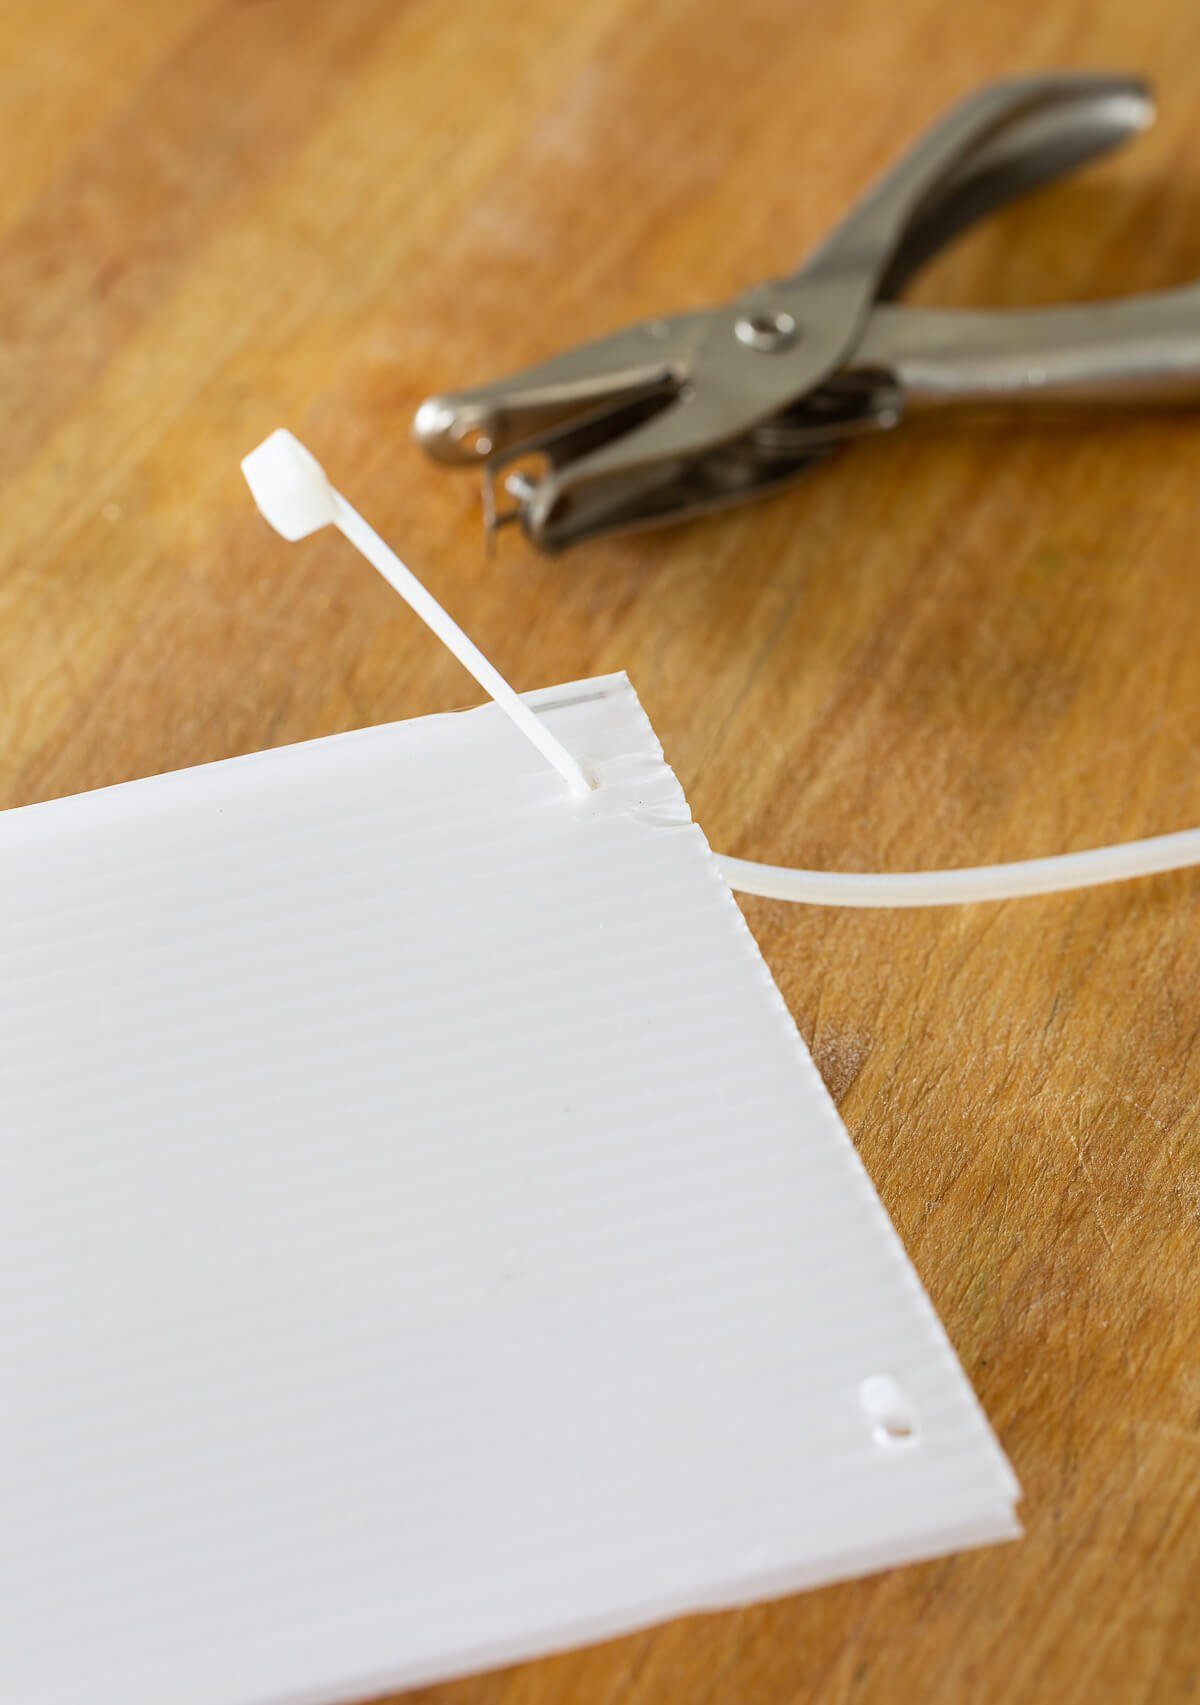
[241,430,595,797]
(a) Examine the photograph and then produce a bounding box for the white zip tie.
[717,827,1200,908]
[243,430,1199,908]
[241,431,595,797]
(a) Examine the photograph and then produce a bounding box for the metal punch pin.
[415,73,1200,552]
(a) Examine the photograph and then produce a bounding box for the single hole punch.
[414,72,1200,553]
[244,431,1200,908]
[241,431,595,797]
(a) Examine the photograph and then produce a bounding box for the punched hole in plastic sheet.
[860,1374,920,1449]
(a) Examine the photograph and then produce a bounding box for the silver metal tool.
[415,73,1200,551]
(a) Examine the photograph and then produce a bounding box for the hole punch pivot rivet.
[734,310,797,352]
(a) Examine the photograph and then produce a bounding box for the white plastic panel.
[0,674,1018,1705]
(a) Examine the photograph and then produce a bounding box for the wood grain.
[1,1,1197,1701]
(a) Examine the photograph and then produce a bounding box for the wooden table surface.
[2,1,1198,1701]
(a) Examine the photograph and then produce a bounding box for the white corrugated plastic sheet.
[0,673,1018,1705]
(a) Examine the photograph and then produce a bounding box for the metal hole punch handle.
[797,74,1152,300]
[854,286,1200,410]
[862,75,1153,300]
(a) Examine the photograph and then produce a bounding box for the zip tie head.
[241,429,340,541]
